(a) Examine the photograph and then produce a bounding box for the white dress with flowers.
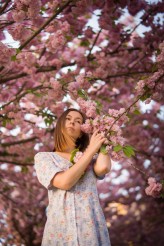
[34,152,111,246]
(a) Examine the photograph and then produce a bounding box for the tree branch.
[111,8,154,54]
[18,0,73,51]
[107,47,141,55]
[0,0,11,15]
[0,160,33,166]
[108,73,164,131]
[1,136,38,147]
[87,29,102,59]
[0,191,18,205]
[0,62,76,84]
[0,85,50,109]
[0,151,19,157]
[96,70,152,81]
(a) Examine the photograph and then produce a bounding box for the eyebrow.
[67,115,82,120]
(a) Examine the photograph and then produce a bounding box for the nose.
[69,120,75,125]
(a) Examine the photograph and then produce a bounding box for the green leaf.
[114,144,122,152]
[16,48,21,54]
[95,100,102,108]
[160,193,164,199]
[77,89,88,100]
[95,100,102,115]
[21,166,29,173]
[90,59,98,66]
[156,48,160,55]
[127,113,132,119]
[80,39,90,47]
[100,144,108,155]
[65,35,72,41]
[2,118,12,127]
[151,63,157,73]
[70,148,79,163]
[2,119,6,127]
[133,109,140,115]
[123,148,132,158]
[96,108,100,114]
[126,145,136,152]
[41,6,46,11]
[32,91,42,97]
[140,91,152,101]
[3,186,11,192]
[44,117,53,126]
[123,145,135,158]
[110,131,115,136]
[11,55,17,61]
[140,75,148,80]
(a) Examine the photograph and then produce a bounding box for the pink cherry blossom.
[73,151,83,163]
[145,177,162,198]
[0,1,164,244]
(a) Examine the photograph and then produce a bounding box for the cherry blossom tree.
[0,0,164,245]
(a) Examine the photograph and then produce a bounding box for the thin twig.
[0,62,76,84]
[1,136,38,147]
[0,0,11,15]
[18,0,72,51]
[0,159,33,166]
[87,29,102,59]
[108,72,164,131]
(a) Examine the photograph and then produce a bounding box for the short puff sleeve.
[34,152,64,189]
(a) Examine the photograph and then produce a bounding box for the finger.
[93,129,99,136]
[94,134,103,141]
[100,137,106,143]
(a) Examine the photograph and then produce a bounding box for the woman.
[34,108,112,245]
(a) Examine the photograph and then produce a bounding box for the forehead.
[67,111,83,120]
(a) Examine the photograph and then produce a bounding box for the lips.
[67,127,74,131]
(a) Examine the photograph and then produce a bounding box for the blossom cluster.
[135,41,164,103]
[12,0,41,22]
[78,98,128,161]
[73,151,83,163]
[49,77,64,101]
[46,21,70,52]
[0,42,15,67]
[68,73,91,99]
[77,97,97,118]
[0,0,164,243]
[17,52,37,74]
[145,177,163,198]
[8,24,32,44]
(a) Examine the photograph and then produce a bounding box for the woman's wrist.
[85,145,96,156]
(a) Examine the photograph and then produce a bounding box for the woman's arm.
[93,152,112,176]
[51,147,95,190]
[52,130,106,190]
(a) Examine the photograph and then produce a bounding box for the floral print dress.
[34,152,111,246]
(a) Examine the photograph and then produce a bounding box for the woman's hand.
[87,130,106,155]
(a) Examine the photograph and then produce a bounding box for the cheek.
[65,121,69,127]
[77,128,82,136]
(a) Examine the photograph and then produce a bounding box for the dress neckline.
[51,152,72,165]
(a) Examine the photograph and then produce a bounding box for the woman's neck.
[64,147,75,153]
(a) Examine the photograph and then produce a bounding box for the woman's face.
[65,111,83,141]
